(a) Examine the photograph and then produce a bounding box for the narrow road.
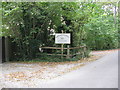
[42,50,118,88]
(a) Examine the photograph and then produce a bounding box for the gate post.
[0,36,10,63]
[5,36,9,62]
[0,37,2,63]
[2,37,5,63]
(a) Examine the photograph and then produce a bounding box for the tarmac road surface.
[42,50,118,88]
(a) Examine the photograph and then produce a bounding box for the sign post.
[55,30,71,59]
[61,30,64,59]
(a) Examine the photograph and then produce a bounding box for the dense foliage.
[1,2,118,60]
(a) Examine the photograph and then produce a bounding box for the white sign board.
[55,33,71,44]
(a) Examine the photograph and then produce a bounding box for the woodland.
[1,2,119,61]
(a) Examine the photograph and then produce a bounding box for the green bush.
[2,2,118,61]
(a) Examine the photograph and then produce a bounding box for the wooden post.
[83,46,86,57]
[5,37,9,62]
[2,37,5,63]
[61,44,64,59]
[66,45,70,59]
[61,30,64,59]
[0,37,2,63]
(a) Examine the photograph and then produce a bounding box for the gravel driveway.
[0,49,118,88]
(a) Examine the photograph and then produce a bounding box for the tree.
[2,2,118,60]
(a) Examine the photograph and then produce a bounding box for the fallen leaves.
[5,72,27,81]
[3,53,103,81]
